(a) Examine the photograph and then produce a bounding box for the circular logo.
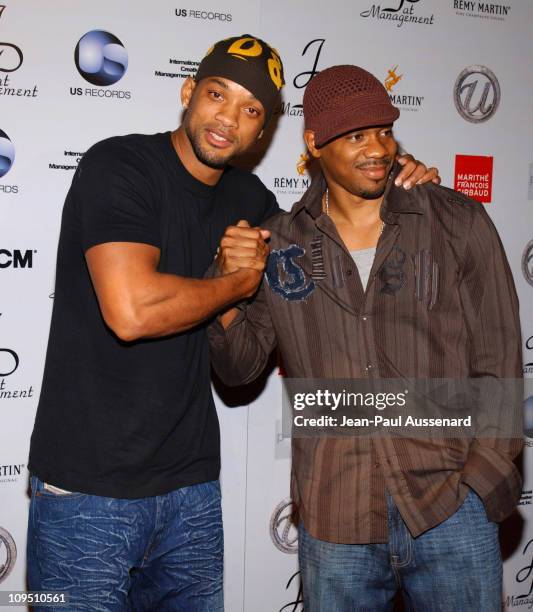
[527,336,533,351]
[0,527,17,583]
[270,499,298,554]
[74,30,128,86]
[0,349,19,377]
[523,241,533,287]
[0,129,15,178]
[454,65,500,123]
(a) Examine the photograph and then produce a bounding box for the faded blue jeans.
[27,476,223,611]
[299,489,501,611]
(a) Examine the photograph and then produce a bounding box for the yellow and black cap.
[195,34,285,123]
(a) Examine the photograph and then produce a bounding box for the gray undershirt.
[350,247,377,290]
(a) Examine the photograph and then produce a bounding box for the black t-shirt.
[28,132,279,498]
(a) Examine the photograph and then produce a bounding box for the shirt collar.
[289,162,425,224]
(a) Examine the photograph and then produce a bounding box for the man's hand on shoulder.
[395,153,440,190]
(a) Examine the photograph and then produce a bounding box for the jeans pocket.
[32,476,85,500]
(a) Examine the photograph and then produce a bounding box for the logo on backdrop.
[270,499,298,554]
[174,8,232,21]
[528,164,533,201]
[523,241,533,287]
[510,537,533,606]
[519,490,533,506]
[279,571,304,612]
[454,65,500,123]
[0,5,38,98]
[273,39,326,119]
[453,1,511,22]
[525,336,533,377]
[454,155,493,203]
[385,65,402,91]
[360,0,435,27]
[383,66,424,111]
[75,30,128,86]
[0,526,16,583]
[0,249,35,269]
[155,55,199,81]
[0,347,34,401]
[0,129,14,178]
[0,5,22,73]
[293,38,325,90]
[49,149,85,171]
[71,31,131,99]
[0,128,18,194]
[271,153,312,200]
[0,348,18,377]
[296,153,310,177]
[0,463,26,485]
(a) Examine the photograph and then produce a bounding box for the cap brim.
[314,103,400,148]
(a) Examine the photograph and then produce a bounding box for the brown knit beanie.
[195,35,285,123]
[303,65,400,148]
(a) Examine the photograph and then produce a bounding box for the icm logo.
[75,30,128,86]
[523,241,533,287]
[0,526,16,583]
[454,65,500,123]
[0,129,14,177]
[0,349,18,377]
[0,249,34,269]
[270,499,298,554]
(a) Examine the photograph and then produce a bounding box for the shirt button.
[365,364,373,371]
[346,269,353,276]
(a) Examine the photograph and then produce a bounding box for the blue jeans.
[27,476,223,612]
[299,489,501,612]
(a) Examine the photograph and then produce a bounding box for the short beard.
[356,184,388,200]
[184,115,233,170]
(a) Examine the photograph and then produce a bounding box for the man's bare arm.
[86,241,264,341]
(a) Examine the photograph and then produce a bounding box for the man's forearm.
[101,269,258,341]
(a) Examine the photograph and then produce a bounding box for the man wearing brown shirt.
[208,65,522,611]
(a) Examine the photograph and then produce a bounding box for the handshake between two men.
[215,220,271,329]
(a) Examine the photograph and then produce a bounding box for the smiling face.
[305,125,398,200]
[181,76,265,169]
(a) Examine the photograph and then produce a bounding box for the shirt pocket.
[413,249,440,310]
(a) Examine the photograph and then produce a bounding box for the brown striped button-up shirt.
[208,167,523,544]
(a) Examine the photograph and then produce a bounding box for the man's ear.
[303,129,321,158]
[181,77,196,109]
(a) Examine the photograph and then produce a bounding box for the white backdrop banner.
[1,1,532,610]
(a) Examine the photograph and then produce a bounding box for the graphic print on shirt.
[379,245,407,295]
[266,244,315,301]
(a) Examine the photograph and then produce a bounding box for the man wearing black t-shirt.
[27,35,438,611]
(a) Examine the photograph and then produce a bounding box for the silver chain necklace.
[324,188,385,235]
